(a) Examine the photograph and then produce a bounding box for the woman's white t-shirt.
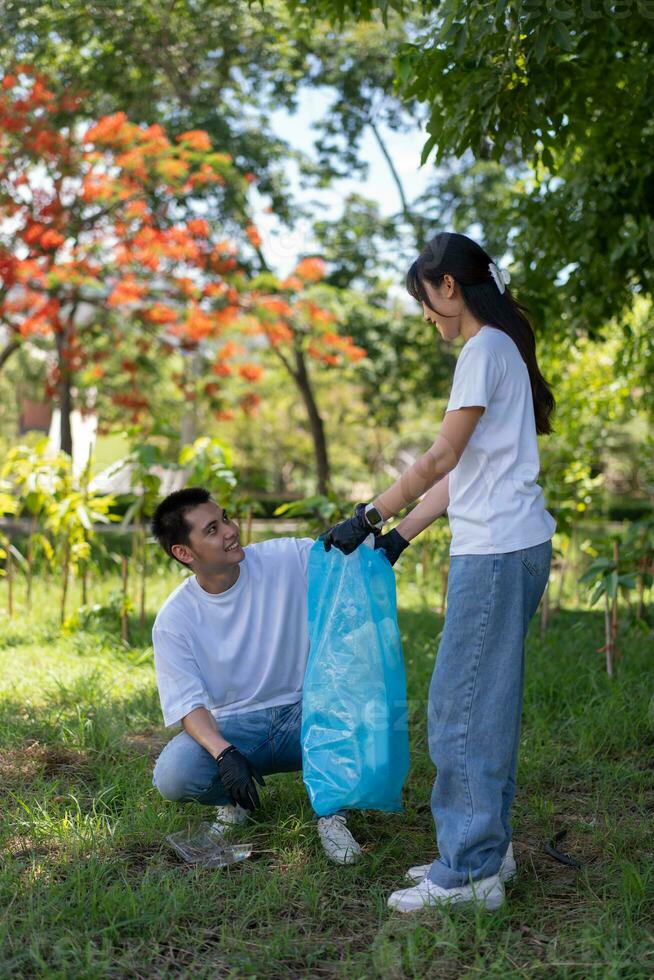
[445,325,556,556]
[153,536,314,727]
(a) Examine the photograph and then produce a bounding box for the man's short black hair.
[151,487,212,562]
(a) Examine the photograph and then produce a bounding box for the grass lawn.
[0,564,652,978]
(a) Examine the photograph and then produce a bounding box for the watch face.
[366,506,383,526]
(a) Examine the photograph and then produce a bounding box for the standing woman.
[321,232,556,912]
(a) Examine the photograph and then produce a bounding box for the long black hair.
[406,232,555,435]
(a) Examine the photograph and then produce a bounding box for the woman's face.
[421,275,461,342]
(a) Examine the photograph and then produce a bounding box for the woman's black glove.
[215,744,266,810]
[320,503,381,556]
[374,528,410,567]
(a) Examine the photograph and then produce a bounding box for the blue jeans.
[152,699,344,818]
[426,539,552,889]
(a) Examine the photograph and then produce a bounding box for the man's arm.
[181,705,230,759]
[395,474,450,543]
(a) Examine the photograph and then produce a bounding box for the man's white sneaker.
[388,873,505,913]
[210,804,249,835]
[317,814,362,865]
[405,841,517,885]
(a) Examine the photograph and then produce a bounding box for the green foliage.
[178,437,238,501]
[395,3,654,331]
[274,492,344,533]
[579,517,654,622]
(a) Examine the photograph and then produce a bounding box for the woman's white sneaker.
[317,814,362,864]
[405,841,517,885]
[211,804,249,835]
[388,873,505,913]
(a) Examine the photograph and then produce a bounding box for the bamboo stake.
[636,556,645,621]
[439,565,448,616]
[7,545,13,618]
[604,590,614,679]
[60,538,69,625]
[26,528,34,611]
[611,539,620,661]
[121,555,129,644]
[245,504,253,545]
[139,526,146,627]
[421,535,430,587]
[555,550,567,610]
[540,580,550,636]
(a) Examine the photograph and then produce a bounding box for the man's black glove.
[320,503,381,556]
[374,528,410,567]
[215,744,266,810]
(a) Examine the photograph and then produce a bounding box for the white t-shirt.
[153,536,315,727]
[445,325,556,556]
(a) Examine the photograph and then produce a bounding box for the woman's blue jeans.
[425,539,552,889]
[152,699,345,818]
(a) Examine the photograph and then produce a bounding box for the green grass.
[0,566,652,978]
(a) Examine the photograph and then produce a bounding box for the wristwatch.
[363,502,385,531]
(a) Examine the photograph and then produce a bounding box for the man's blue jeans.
[425,539,552,889]
[152,699,344,818]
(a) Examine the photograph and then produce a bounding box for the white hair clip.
[488,261,510,294]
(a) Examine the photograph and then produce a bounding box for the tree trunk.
[55,329,73,457]
[293,347,331,497]
[0,337,20,373]
[180,348,203,446]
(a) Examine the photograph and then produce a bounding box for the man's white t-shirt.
[153,536,315,727]
[445,325,556,556]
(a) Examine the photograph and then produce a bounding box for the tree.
[247,257,366,495]
[0,67,253,454]
[0,0,312,230]
[286,1,654,334]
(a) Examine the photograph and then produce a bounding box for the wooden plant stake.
[540,580,550,636]
[60,538,70,625]
[245,504,253,546]
[603,589,615,679]
[139,526,147,627]
[421,536,430,587]
[636,556,645,620]
[6,545,13,618]
[121,555,129,644]
[26,525,34,610]
[611,539,620,662]
[439,566,448,616]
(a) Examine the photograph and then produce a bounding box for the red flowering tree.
[0,66,254,454]
[0,68,368,492]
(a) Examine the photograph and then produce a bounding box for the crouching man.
[150,487,374,863]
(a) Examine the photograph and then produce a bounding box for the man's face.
[171,499,244,570]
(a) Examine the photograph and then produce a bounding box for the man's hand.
[374,528,410,567]
[215,744,266,810]
[320,503,380,556]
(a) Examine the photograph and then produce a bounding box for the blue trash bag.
[301,534,410,816]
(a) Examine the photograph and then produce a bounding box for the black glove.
[320,502,381,556]
[215,744,266,810]
[374,528,410,567]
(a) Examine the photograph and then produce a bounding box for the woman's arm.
[372,406,482,520]
[395,474,450,543]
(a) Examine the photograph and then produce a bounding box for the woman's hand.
[320,503,380,556]
[374,528,410,567]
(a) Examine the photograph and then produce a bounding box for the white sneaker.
[210,804,249,835]
[405,841,517,885]
[388,873,505,913]
[317,814,362,865]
